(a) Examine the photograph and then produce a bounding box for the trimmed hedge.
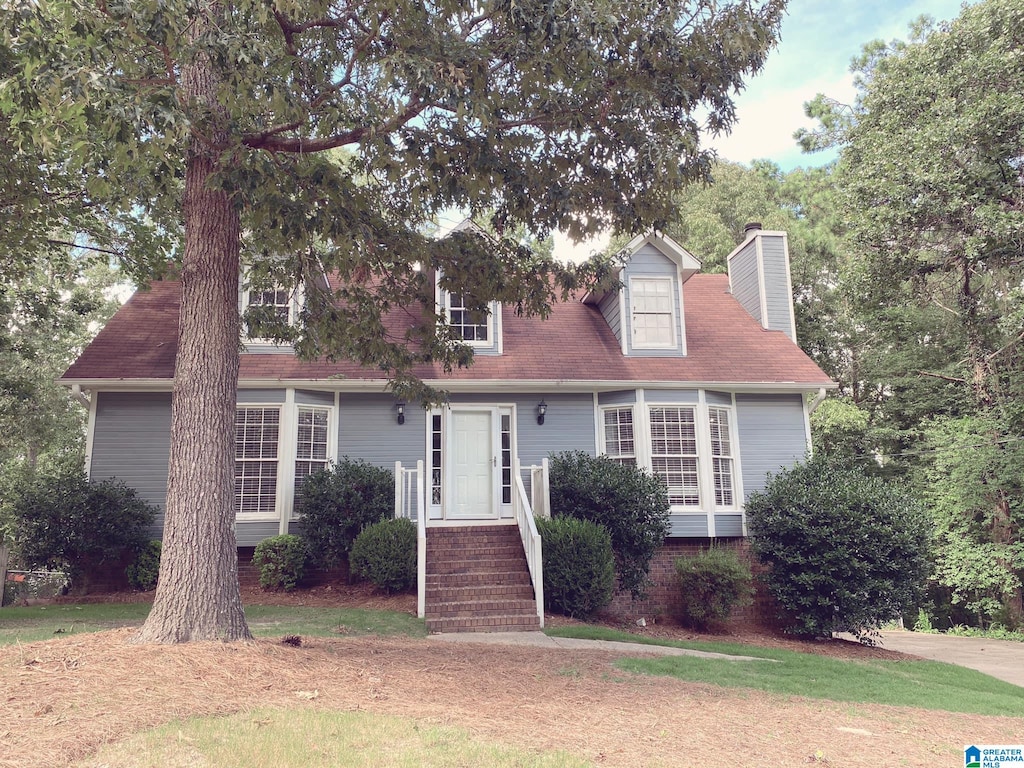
[674,546,753,630]
[126,540,162,591]
[350,518,417,593]
[548,451,669,599]
[536,516,615,619]
[8,467,155,589]
[747,454,932,640]
[252,534,308,591]
[297,458,394,569]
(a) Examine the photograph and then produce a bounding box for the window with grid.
[630,278,675,348]
[708,406,735,508]
[500,413,512,504]
[602,407,636,466]
[294,407,330,498]
[246,286,292,323]
[447,293,490,343]
[648,406,700,507]
[430,413,443,505]
[235,407,280,516]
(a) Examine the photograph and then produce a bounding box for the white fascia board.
[62,377,838,394]
[618,232,702,283]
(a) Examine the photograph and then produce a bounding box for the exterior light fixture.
[396,401,406,425]
[537,400,547,426]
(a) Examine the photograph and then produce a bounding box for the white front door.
[448,409,497,519]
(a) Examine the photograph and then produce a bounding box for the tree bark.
[134,2,252,643]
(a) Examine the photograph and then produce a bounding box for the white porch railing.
[394,460,426,619]
[514,459,546,627]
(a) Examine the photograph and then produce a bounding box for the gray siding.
[706,391,732,406]
[644,389,699,404]
[295,389,334,406]
[513,393,597,463]
[236,521,281,547]
[736,393,808,498]
[760,234,796,342]
[445,392,596,464]
[598,390,635,406]
[714,514,744,537]
[337,393,426,469]
[622,244,684,357]
[237,389,286,404]
[598,289,622,344]
[728,239,761,325]
[669,514,709,537]
[90,392,173,537]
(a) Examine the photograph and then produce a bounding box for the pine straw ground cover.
[1,586,1020,767]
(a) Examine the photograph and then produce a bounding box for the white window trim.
[239,276,304,346]
[234,392,337,531]
[597,390,744,523]
[628,276,678,350]
[284,401,336,530]
[598,404,638,466]
[235,403,285,522]
[442,290,495,347]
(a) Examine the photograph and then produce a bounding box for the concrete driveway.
[874,630,1024,688]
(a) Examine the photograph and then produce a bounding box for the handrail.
[395,460,426,619]
[415,459,426,620]
[513,459,545,627]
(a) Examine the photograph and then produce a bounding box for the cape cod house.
[61,224,834,631]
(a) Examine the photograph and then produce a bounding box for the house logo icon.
[965,745,982,767]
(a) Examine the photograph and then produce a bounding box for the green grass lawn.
[0,602,425,645]
[546,625,1024,717]
[77,708,589,768]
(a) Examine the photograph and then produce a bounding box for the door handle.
[493,456,497,467]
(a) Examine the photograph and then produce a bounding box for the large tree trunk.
[134,2,252,643]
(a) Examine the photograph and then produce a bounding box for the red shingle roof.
[62,275,833,387]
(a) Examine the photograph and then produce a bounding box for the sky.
[552,0,971,261]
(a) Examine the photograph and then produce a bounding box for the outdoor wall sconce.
[396,401,406,425]
[537,400,547,426]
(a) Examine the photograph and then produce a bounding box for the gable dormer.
[433,271,503,356]
[584,231,701,357]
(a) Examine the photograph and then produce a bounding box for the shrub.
[126,540,162,591]
[536,516,615,619]
[252,535,308,591]
[349,518,416,593]
[674,546,753,630]
[297,458,394,568]
[548,451,670,599]
[8,467,156,589]
[747,454,932,641]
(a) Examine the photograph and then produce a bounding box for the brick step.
[427,558,529,575]
[426,598,538,617]
[425,544,524,557]
[426,615,542,633]
[426,584,534,602]
[426,547,525,561]
[427,532,520,545]
[425,571,532,588]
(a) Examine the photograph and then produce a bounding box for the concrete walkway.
[431,630,1024,687]
[872,630,1024,688]
[429,631,773,662]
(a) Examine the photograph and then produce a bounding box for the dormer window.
[446,292,491,344]
[245,286,294,325]
[240,277,302,344]
[630,277,676,349]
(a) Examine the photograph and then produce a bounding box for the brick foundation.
[605,538,780,630]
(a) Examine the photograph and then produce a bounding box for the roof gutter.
[807,386,828,414]
[70,384,91,408]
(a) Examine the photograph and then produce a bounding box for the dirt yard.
[1,590,1019,767]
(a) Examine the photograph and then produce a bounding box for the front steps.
[425,525,541,633]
